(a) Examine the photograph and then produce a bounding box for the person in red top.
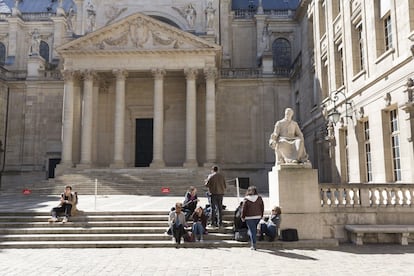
[241,186,264,250]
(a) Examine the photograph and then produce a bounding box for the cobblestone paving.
[1,244,414,276]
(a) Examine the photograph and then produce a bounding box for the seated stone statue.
[269,108,309,165]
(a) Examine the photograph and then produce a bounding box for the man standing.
[205,166,226,227]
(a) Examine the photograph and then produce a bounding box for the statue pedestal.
[262,51,273,74]
[27,55,45,79]
[268,164,323,239]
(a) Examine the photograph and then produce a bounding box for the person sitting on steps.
[48,185,77,223]
[259,206,282,242]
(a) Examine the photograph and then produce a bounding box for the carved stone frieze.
[58,13,219,53]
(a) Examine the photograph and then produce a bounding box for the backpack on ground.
[234,228,249,242]
[281,228,299,241]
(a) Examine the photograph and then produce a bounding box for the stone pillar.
[110,69,128,168]
[79,70,95,168]
[57,70,77,172]
[183,68,198,167]
[204,67,217,166]
[268,165,322,239]
[150,68,166,168]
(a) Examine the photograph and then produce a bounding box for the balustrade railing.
[221,68,262,79]
[319,183,414,208]
[233,9,295,19]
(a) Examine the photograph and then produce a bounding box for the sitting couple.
[168,202,208,245]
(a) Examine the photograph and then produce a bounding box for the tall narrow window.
[358,25,364,71]
[319,1,326,39]
[339,128,349,183]
[272,38,291,74]
[384,15,392,50]
[345,129,349,183]
[363,121,372,182]
[39,41,49,62]
[390,109,401,181]
[334,45,344,88]
[351,21,365,75]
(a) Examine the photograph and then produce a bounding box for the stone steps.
[4,168,239,196]
[0,211,239,248]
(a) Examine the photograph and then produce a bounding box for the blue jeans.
[260,223,277,240]
[246,218,261,247]
[192,222,205,239]
[211,194,223,225]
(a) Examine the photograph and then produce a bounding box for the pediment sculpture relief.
[59,13,220,54]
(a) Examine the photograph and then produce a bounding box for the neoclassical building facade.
[1,0,413,191]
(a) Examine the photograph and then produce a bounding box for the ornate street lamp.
[326,90,353,124]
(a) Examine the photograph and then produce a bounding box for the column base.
[76,163,92,169]
[183,160,198,168]
[150,160,165,168]
[110,161,126,169]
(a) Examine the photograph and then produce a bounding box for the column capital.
[61,70,78,81]
[151,68,166,79]
[184,67,198,80]
[112,69,128,80]
[81,69,98,81]
[204,67,218,80]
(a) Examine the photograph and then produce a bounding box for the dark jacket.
[205,172,226,195]
[241,195,264,220]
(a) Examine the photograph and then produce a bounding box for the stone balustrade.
[320,183,414,208]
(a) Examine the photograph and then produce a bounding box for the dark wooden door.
[135,118,153,167]
[48,158,60,178]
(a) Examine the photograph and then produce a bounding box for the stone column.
[59,70,76,169]
[150,68,166,168]
[204,67,217,166]
[183,68,198,167]
[110,69,128,168]
[79,70,95,168]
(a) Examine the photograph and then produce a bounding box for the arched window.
[39,41,49,62]
[0,42,6,65]
[272,38,291,71]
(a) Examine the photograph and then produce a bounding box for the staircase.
[0,210,246,249]
[3,168,238,196]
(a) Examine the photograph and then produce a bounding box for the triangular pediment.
[57,12,220,54]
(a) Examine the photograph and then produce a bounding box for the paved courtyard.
[1,245,414,275]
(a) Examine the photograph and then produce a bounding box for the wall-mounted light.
[326,90,353,124]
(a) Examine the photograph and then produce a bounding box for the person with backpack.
[48,185,77,223]
[241,186,264,250]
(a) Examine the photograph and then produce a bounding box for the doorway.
[135,118,153,167]
[48,158,61,178]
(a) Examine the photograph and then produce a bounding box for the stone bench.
[345,225,414,245]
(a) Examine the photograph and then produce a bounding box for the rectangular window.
[339,128,349,183]
[334,45,344,88]
[345,129,349,183]
[390,109,401,181]
[363,121,372,182]
[384,15,392,50]
[319,1,326,39]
